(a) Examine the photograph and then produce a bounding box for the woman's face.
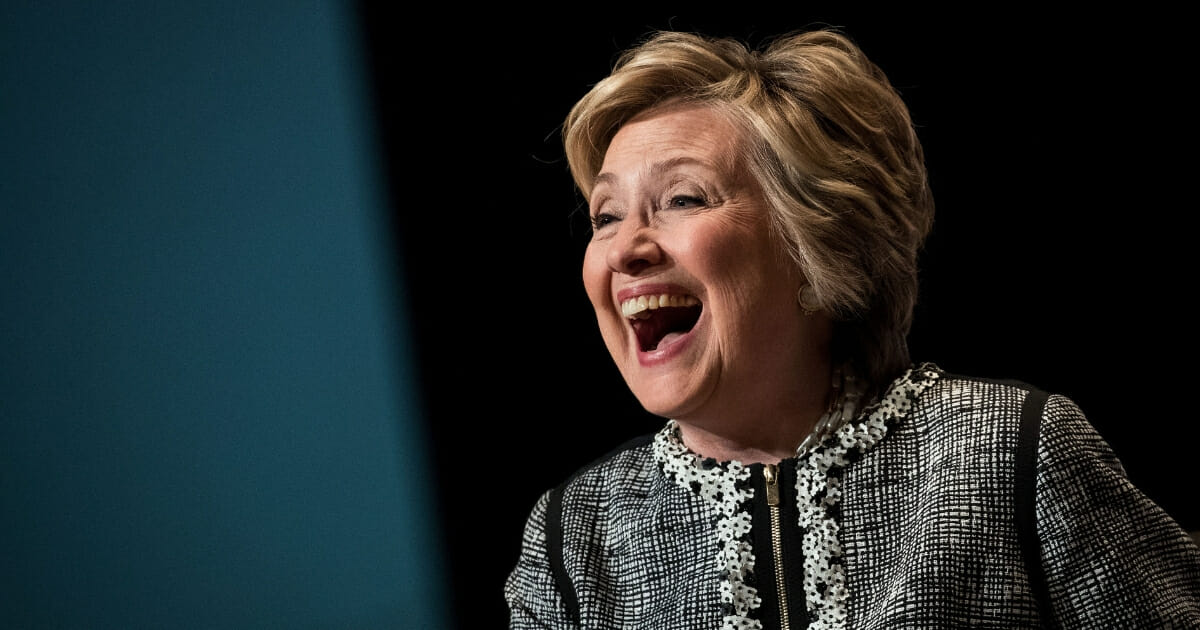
[582,103,827,423]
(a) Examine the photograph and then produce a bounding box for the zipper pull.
[764,463,780,506]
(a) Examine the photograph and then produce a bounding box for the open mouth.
[621,294,702,352]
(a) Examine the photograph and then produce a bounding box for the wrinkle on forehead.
[593,104,750,193]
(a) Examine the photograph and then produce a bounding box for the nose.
[606,219,663,276]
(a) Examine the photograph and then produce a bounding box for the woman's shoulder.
[910,365,1066,417]
[551,430,659,498]
[924,366,1047,402]
[899,365,1120,467]
[894,364,1086,448]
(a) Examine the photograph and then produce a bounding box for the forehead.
[600,104,744,176]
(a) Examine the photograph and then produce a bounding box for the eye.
[667,195,705,209]
[590,212,618,231]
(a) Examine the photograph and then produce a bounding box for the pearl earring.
[797,285,819,315]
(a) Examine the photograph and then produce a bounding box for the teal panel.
[0,2,448,628]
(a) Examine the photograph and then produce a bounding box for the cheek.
[685,225,749,283]
[688,222,789,307]
[581,243,610,308]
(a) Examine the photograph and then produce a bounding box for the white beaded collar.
[651,363,942,629]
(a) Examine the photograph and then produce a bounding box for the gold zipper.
[764,463,791,630]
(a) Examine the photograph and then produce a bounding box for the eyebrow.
[592,156,714,190]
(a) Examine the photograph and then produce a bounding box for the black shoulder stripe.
[546,431,655,625]
[544,483,577,623]
[1015,387,1053,624]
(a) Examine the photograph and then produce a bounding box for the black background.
[355,7,1196,628]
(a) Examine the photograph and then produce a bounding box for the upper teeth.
[620,294,699,319]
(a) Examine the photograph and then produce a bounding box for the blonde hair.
[563,28,935,391]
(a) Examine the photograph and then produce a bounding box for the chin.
[628,375,705,421]
[635,398,676,419]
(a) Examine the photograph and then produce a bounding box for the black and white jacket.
[505,364,1200,629]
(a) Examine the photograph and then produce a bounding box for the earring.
[797,285,819,315]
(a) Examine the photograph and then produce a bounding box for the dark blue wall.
[1,2,447,627]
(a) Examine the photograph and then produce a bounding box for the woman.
[505,27,1200,628]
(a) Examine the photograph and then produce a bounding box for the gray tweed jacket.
[505,365,1200,629]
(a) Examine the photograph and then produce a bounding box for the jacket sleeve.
[504,489,577,629]
[1035,393,1200,628]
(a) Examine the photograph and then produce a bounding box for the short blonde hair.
[563,28,935,391]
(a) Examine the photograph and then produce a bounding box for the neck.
[675,421,812,464]
[673,361,867,465]
[674,369,834,465]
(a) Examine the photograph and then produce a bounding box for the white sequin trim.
[653,424,760,629]
[652,364,941,630]
[798,364,940,629]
